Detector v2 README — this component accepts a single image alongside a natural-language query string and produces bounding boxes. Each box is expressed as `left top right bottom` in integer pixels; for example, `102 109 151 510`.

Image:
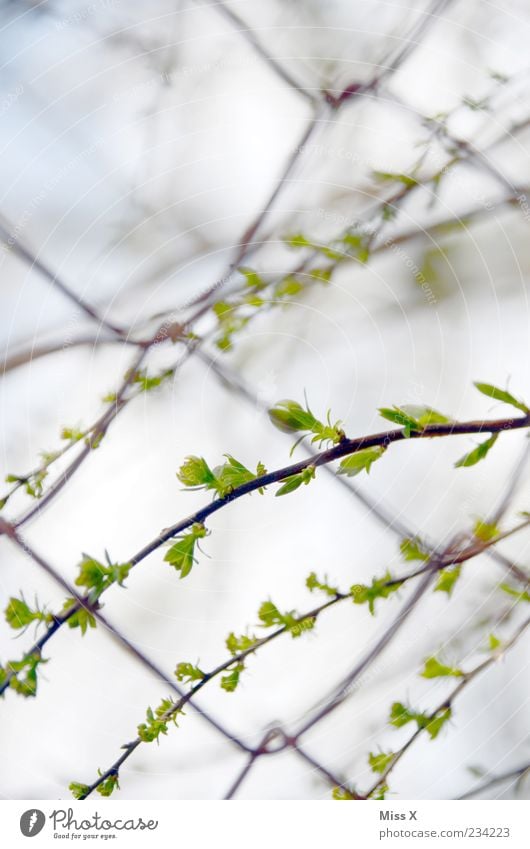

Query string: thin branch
457 763 530 800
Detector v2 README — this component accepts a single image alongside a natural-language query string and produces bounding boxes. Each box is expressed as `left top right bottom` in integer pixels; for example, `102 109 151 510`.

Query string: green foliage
138 698 180 743
389 702 452 739
306 572 339 597
350 573 402 615
455 433 498 468
369 751 396 774
434 567 461 596
473 518 499 542
75 554 131 599
96 770 120 797
221 663 245 692
4 596 53 630
421 657 463 679
379 404 449 437
4 653 47 697
177 455 267 498
275 465 316 496
332 786 357 800
61 598 97 635
4 468 48 500
175 662 205 684
373 170 418 188
399 537 430 562
488 633 502 651
69 782 90 800
474 382 529 414
60 426 85 442
500 583 530 604
226 632 258 656
269 398 344 452
257 600 315 638
337 446 386 477
164 523 207 578
133 367 173 392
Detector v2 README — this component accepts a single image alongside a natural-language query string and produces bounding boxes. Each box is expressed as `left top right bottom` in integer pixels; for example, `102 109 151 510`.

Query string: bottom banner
1 799 528 847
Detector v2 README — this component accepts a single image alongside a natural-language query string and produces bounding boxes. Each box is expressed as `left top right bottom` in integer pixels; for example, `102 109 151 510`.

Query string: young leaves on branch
455 433 498 468
164 523 208 579
379 404 449 437
269 398 344 451
177 455 267 498
421 657 463 679
337 446 385 477
389 702 452 739
137 698 181 744
258 600 315 638
306 572 340 597
175 662 205 685
0 652 47 698
4 596 53 631
369 751 396 774
350 573 402 615
474 382 529 414
275 465 315 497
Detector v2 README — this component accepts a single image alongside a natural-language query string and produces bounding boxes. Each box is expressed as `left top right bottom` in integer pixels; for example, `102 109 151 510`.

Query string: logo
20 809 46 837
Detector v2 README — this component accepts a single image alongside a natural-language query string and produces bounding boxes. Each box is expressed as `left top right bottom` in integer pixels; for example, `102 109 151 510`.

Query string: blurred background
0 0 529 800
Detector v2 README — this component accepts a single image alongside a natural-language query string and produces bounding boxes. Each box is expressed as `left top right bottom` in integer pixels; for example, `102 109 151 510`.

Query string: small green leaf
61 599 96 635
351 573 402 615
164 523 207 578
369 751 395 774
373 171 418 188
488 633 501 651
177 456 216 489
69 782 90 800
275 465 315 496
96 771 120 797
474 382 528 414
455 434 498 468
226 632 258 656
5 597 52 630
268 400 318 434
378 406 421 437
175 662 205 684
332 786 357 800
434 567 461 596
306 572 339 597
473 518 499 542
337 446 385 477
425 707 452 739
421 657 463 679
221 663 245 692
500 583 530 604
399 537 430 562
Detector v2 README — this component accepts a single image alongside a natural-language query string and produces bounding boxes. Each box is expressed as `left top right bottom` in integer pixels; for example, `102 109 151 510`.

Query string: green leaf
268 400 318 434
389 702 451 739
238 267 266 289
473 518 499 542
7 652 46 697
69 782 90 800
351 573 402 615
424 707 452 739
434 567 461 596
221 663 244 692
488 633 501 651
373 171 418 188
137 699 180 744
164 523 207 578
474 382 528 414
337 446 386 477
369 751 395 774
226 632 258 656
5 597 52 630
306 572 339 597
276 465 315 496
399 405 450 427
378 406 421 437
400 537 430 562
500 583 530 604
96 771 120 797
61 599 96 635
74 554 131 597
175 662 205 684
455 434 498 468
421 657 463 679
177 456 216 489
274 276 304 299
332 787 357 800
